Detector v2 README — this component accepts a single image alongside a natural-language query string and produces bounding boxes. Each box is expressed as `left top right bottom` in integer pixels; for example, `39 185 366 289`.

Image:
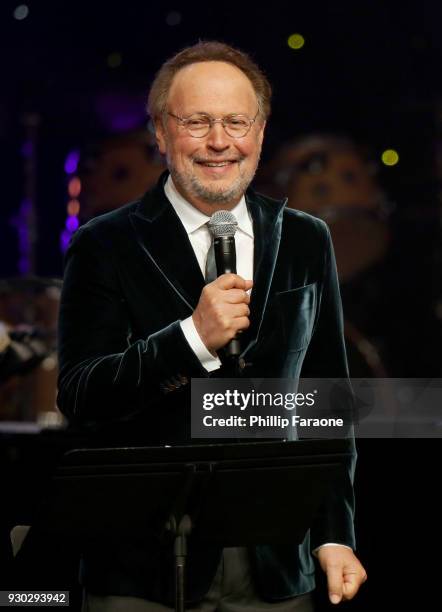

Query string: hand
316 545 367 605
192 274 253 353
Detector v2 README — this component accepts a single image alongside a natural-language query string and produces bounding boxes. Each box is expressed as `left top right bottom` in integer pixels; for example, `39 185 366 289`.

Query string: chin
192 183 244 205
194 174 251 200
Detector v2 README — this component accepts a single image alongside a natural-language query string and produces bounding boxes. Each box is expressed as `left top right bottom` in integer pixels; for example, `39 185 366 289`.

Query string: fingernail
330 594 341 604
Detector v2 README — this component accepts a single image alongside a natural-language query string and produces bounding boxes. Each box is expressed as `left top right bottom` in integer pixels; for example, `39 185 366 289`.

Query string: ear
154 118 167 155
257 119 266 147
256 121 267 147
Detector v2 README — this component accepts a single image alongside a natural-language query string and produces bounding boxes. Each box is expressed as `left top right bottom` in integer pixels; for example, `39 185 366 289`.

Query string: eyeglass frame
166 110 260 138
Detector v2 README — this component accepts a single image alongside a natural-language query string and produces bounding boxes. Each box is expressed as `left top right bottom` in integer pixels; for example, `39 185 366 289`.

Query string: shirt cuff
311 543 353 558
180 317 221 372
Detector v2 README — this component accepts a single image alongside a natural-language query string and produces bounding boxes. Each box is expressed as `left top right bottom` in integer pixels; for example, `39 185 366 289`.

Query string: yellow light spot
67 199 80 216
107 52 122 68
381 149 399 166
288 33 305 50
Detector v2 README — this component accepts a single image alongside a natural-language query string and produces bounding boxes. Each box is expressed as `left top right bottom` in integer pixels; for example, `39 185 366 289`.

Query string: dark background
1 0 441 374
1 1 441 610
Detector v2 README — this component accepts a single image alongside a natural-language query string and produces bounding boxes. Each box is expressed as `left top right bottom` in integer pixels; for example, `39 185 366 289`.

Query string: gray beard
169 159 259 208
188 173 250 204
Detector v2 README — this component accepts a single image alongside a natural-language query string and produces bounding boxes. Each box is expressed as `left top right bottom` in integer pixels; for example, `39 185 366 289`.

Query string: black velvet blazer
57 172 356 604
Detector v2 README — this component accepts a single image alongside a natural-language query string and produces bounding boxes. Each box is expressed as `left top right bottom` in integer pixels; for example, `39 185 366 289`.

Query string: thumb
327 566 343 604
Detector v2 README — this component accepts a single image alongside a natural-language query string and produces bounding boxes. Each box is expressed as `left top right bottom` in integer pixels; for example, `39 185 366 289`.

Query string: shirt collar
164 174 253 238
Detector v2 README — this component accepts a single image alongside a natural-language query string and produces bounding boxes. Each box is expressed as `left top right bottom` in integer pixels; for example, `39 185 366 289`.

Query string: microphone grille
207 210 238 237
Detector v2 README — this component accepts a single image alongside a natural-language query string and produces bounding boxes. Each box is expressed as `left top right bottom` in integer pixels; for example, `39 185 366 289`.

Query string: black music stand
34 440 353 612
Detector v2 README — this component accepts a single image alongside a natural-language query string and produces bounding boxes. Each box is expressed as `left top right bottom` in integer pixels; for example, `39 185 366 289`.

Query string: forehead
167 61 258 115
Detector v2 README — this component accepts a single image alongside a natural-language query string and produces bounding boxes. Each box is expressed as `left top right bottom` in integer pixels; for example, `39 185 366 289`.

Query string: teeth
200 161 232 167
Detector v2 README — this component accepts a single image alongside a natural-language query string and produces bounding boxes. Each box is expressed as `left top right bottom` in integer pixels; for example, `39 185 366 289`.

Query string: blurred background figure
257 135 392 376
258 136 391 283
78 129 166 221
0 120 165 428
0 278 62 426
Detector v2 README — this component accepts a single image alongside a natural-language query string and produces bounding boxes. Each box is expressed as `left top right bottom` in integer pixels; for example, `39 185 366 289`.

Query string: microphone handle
214 236 241 358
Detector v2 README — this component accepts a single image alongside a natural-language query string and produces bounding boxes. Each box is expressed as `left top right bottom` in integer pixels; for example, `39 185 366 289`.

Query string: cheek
240 142 261 163
175 143 203 165
239 132 262 159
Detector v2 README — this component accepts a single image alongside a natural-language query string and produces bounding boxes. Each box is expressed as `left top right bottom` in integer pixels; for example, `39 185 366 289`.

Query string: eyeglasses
167 111 259 138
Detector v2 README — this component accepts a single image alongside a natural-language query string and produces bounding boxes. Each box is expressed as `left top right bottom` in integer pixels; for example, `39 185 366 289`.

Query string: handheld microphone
207 211 241 358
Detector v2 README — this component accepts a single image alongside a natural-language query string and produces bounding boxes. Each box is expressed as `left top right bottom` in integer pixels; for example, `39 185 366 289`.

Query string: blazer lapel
241 190 287 357
129 173 205 313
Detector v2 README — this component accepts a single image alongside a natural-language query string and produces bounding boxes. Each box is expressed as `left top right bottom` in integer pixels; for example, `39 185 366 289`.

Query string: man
57 42 367 611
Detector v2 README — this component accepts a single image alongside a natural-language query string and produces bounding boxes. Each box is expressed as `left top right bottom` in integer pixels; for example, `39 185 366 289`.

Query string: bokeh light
66 215 80 232
166 11 181 26
381 149 399 166
287 33 305 50
13 5 29 20
64 150 80 174
60 230 71 253
67 199 80 216
107 52 122 68
68 177 81 198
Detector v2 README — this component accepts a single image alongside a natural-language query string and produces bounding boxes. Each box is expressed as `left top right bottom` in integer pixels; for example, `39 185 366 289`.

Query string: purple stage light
64 150 80 174
66 215 80 232
21 140 33 158
95 93 145 132
10 197 35 273
60 229 71 253
110 114 142 131
18 256 30 275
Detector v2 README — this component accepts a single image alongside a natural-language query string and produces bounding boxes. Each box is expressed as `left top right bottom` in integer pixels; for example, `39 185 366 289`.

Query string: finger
326 566 343 605
233 304 250 317
343 566 368 599
215 274 253 291
342 573 360 600
232 316 251 332
224 289 251 304
223 303 250 319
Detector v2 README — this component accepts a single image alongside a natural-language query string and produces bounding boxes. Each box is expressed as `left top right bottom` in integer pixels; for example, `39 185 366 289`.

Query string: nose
206 121 230 152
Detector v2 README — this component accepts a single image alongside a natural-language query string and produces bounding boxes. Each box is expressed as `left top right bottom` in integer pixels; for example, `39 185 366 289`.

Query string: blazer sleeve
301 223 357 551
57 226 209 426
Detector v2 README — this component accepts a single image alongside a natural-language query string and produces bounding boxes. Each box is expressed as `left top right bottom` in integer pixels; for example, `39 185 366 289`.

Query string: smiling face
155 61 266 215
